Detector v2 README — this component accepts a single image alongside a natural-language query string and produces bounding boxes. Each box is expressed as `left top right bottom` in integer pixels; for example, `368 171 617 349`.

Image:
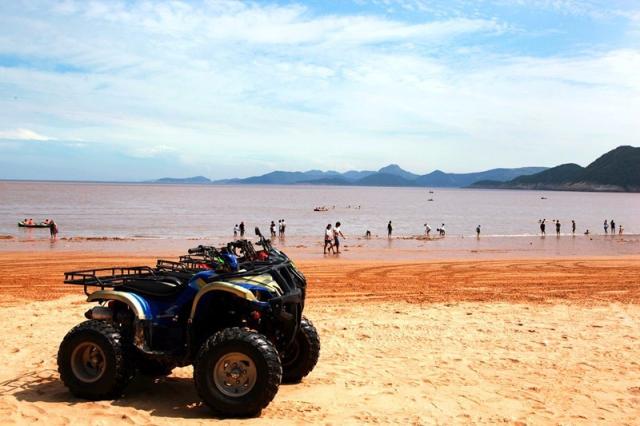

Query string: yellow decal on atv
87 290 150 320
228 274 283 296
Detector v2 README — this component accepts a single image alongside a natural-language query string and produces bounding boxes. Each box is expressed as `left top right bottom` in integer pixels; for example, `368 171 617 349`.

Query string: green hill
472 146 640 192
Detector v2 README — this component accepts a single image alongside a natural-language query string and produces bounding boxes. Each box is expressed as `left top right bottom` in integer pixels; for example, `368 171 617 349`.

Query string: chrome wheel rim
70 342 106 383
213 352 257 397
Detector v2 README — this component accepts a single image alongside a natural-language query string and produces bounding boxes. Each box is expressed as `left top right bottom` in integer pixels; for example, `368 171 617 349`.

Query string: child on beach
324 224 334 254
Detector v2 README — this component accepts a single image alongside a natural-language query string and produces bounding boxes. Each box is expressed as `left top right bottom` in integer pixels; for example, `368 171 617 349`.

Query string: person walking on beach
540 219 546 236
571 220 576 235
333 221 346 254
233 224 239 238
424 223 431 237
387 221 393 238
239 221 245 238
610 219 615 235
270 221 276 238
476 225 481 238
324 224 334 254
555 220 561 236
603 219 609 234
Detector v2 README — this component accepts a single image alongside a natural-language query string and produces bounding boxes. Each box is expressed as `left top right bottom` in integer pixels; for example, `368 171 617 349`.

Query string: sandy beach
1 250 639 425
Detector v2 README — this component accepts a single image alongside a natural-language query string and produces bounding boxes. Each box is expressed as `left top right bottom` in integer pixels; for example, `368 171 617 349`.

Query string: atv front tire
194 327 282 417
282 316 320 383
57 320 132 400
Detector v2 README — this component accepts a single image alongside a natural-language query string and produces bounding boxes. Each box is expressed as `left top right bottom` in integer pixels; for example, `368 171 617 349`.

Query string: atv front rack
64 266 157 295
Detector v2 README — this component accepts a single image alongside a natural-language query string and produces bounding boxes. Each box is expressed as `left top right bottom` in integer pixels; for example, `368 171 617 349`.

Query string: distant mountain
471 146 640 192
377 164 419 180
415 167 548 188
152 176 212 184
354 173 415 187
152 165 546 188
342 170 376 181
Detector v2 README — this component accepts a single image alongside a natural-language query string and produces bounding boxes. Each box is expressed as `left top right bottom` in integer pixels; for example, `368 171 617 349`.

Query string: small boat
313 207 329 212
18 221 50 228
540 197 547 200
429 191 434 194
427 198 434 202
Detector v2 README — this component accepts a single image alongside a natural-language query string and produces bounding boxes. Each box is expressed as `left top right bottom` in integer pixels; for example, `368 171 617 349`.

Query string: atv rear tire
194 327 282 417
282 316 320 383
57 320 132 400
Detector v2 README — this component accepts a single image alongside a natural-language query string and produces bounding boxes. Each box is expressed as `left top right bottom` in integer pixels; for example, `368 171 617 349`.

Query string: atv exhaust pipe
84 306 113 321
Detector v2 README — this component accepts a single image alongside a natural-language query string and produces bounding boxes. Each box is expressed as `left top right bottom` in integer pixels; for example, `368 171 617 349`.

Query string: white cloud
1 0 639 178
0 128 53 141
128 145 177 158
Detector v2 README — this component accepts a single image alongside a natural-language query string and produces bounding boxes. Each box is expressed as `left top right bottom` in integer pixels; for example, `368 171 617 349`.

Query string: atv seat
119 276 185 298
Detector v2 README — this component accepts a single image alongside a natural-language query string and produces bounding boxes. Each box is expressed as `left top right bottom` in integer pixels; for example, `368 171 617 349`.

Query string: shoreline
0 233 637 261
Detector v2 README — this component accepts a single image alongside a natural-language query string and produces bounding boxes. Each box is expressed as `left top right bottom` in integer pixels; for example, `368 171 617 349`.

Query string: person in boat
43 219 50 225
324 224 334 254
27 218 34 225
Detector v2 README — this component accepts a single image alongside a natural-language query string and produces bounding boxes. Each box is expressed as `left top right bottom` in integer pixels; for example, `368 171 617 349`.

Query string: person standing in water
555 220 561 236
333 221 346 254
571 220 576 235
387 221 393 238
476 225 481 238
49 219 58 238
233 224 239 238
610 219 615 234
239 221 245 238
603 219 609 234
270 221 276 238
540 219 546 236
424 223 431 237
324 224 334 254
281 219 286 237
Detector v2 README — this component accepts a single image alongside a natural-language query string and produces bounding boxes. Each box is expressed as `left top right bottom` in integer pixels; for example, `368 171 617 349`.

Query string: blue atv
57 228 319 417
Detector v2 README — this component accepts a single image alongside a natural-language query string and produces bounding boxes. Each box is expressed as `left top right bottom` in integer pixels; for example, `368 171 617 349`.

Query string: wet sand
1 251 640 424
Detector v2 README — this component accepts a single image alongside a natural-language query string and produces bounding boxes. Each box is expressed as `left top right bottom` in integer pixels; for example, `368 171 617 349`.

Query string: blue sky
1 0 639 180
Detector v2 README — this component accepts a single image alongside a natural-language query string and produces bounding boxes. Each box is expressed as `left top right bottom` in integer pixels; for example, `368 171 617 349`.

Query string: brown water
1 180 638 258
1 181 639 240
